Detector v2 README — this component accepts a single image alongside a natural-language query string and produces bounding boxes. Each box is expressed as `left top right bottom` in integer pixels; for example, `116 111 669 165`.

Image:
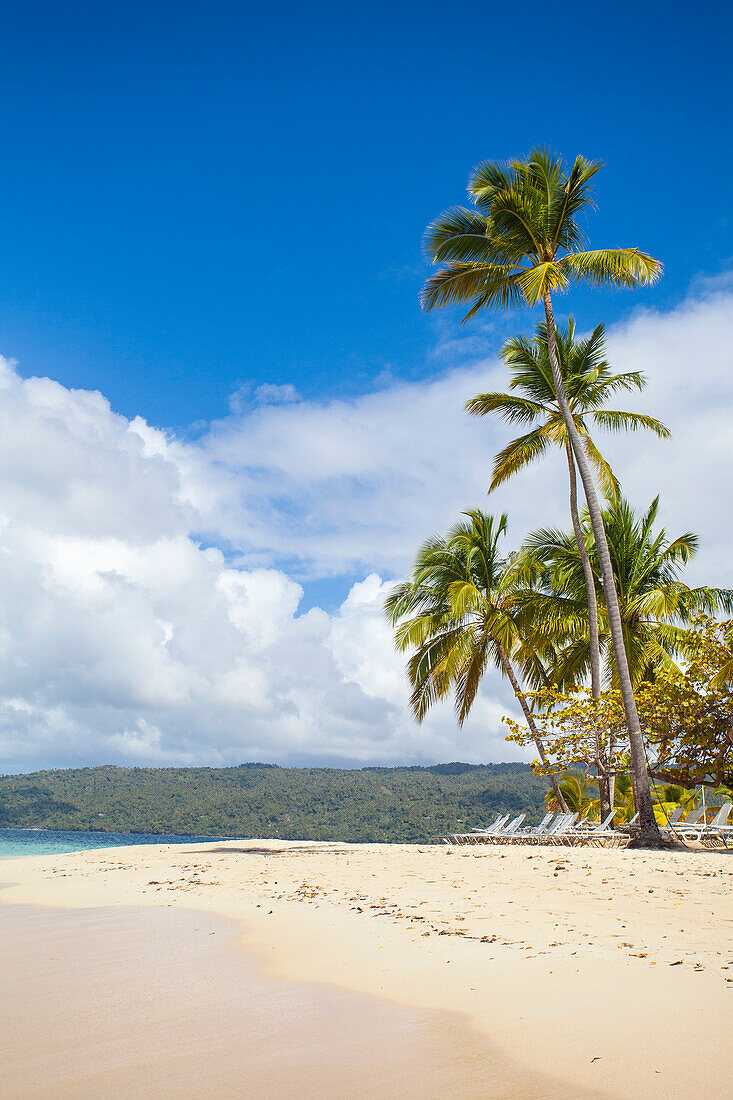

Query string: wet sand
0 901 563 1099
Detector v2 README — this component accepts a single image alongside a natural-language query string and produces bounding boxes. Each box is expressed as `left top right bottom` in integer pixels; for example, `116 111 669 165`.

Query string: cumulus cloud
0 358 517 772
0 278 731 771
191 278 733 589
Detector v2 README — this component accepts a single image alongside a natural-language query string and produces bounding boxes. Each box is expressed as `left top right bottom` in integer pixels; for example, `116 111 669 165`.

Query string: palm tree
652 782 699 827
466 318 669 703
384 510 568 811
545 771 599 819
519 496 733 689
422 148 664 844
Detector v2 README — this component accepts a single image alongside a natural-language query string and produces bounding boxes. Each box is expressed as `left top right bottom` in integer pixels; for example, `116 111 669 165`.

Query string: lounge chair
469 814 510 843
664 805 686 827
487 813 526 844
707 803 733 847
568 810 620 847
669 806 705 838
517 811 555 840
443 814 509 845
680 802 732 845
533 812 578 845
618 811 639 833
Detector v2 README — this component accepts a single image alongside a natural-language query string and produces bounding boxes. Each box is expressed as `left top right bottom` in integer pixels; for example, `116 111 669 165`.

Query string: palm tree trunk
565 442 609 818
544 292 662 846
495 638 569 814
565 442 602 699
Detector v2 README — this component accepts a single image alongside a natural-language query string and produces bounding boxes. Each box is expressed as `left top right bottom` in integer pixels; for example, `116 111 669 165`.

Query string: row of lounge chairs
622 802 732 846
443 810 623 848
442 801 733 848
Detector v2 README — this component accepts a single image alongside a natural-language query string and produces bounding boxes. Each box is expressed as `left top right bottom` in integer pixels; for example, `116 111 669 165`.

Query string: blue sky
0 0 730 431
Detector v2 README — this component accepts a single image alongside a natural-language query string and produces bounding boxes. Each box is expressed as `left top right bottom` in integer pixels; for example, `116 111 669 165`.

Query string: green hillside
0 762 548 842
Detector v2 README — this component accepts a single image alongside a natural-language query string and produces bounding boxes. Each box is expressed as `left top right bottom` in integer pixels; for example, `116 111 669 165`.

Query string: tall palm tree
519 496 733 689
466 318 669 702
384 510 568 811
422 148 664 844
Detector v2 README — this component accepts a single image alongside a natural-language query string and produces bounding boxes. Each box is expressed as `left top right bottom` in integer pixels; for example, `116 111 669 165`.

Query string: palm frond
561 248 662 288
468 160 515 210
423 207 493 265
454 629 489 725
591 410 671 439
420 264 526 316
593 370 646 396
548 154 602 251
489 427 553 491
465 392 545 425
516 261 569 305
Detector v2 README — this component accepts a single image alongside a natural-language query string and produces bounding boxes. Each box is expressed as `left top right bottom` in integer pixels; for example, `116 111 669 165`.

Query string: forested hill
0 762 548 842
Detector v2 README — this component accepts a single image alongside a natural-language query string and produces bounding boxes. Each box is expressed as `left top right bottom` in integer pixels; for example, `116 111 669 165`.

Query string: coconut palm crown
466 318 669 501
385 511 520 724
421 148 661 318
517 496 733 689
385 509 568 809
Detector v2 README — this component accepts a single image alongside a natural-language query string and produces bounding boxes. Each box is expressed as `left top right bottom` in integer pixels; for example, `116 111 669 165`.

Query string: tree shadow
191 844 352 856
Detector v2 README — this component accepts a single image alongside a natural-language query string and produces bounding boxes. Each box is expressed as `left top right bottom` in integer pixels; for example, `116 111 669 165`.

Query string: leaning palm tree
422 148 664 844
466 318 669 701
519 496 733 689
385 510 568 811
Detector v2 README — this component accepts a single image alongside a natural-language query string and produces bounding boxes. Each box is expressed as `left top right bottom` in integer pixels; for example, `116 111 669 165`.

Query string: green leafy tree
422 148 663 843
385 510 568 811
507 619 733 818
504 684 626 813
467 318 668 703
639 617 733 791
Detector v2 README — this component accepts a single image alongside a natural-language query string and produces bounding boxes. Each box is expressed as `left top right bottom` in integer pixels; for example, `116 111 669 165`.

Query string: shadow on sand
192 844 352 857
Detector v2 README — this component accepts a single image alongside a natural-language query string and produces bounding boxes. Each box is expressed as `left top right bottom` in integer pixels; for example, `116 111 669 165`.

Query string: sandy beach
2 839 732 1099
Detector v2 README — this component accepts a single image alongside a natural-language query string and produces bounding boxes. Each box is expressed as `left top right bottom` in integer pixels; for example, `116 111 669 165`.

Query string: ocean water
0 827 230 860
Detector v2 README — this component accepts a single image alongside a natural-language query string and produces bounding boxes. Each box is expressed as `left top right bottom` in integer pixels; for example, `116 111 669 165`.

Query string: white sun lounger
664 805 686 827
443 814 509 845
528 812 578 845
510 812 563 844
567 809 618 847
680 802 732 845
708 803 733 847
488 813 526 843
469 814 510 843
518 811 554 838
668 806 705 839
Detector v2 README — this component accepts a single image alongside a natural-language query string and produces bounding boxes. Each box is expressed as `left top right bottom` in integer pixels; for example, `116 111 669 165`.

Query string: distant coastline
0 762 547 843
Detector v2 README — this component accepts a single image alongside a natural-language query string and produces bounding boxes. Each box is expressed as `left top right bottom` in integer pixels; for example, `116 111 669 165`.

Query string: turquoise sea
0 827 230 860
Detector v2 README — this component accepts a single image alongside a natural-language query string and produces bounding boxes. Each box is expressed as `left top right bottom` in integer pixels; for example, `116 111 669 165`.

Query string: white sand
2 839 732 1098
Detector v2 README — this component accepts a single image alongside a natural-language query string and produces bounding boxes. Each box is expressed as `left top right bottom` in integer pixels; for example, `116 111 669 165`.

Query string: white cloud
0 279 731 772
194 279 733 590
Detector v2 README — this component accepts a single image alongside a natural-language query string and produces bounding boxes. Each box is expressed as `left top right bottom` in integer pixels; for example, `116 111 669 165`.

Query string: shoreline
2 839 732 1097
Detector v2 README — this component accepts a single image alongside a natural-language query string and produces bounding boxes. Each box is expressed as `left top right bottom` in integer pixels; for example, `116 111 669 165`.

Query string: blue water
0 827 231 860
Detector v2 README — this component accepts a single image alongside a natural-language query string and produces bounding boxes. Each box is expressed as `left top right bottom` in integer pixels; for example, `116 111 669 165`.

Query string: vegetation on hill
0 762 548 842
